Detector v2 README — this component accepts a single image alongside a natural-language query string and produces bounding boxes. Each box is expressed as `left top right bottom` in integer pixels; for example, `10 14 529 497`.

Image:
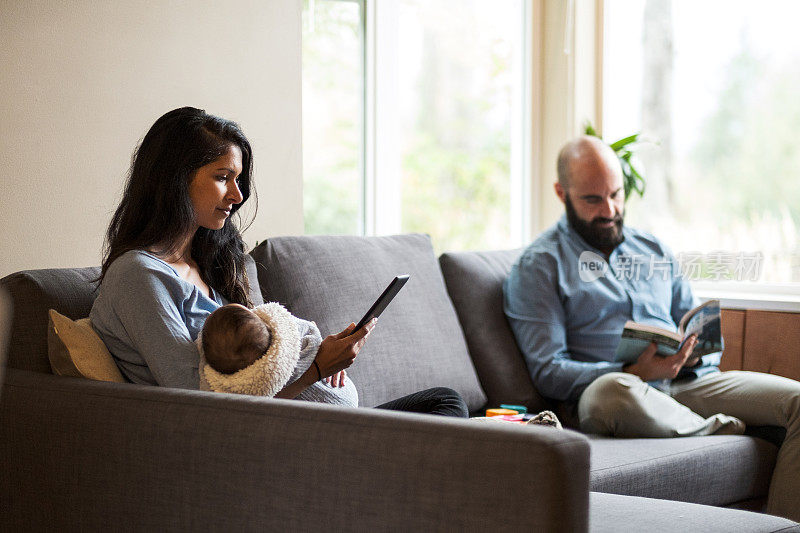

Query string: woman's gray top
90 250 358 405
90 250 223 389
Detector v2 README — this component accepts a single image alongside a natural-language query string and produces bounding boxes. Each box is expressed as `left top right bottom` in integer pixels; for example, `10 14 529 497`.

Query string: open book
614 299 723 364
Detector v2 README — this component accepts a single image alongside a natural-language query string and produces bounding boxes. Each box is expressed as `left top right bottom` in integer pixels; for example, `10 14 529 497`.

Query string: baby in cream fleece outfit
198 302 358 406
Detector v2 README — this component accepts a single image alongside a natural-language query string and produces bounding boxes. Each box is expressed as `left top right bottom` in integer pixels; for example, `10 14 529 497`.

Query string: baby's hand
324 370 347 388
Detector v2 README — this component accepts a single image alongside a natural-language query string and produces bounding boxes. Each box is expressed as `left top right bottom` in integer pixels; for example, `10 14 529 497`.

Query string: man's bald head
554 135 626 254
556 135 622 189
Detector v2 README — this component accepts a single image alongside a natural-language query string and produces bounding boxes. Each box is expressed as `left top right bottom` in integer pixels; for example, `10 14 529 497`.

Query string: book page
681 300 723 356
614 322 682 363
678 299 718 333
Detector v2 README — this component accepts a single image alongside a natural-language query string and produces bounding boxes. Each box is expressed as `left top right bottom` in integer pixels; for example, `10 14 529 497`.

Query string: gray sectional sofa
1 233 797 532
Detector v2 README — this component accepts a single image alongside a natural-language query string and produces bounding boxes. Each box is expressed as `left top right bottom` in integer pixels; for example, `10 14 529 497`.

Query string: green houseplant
584 123 646 200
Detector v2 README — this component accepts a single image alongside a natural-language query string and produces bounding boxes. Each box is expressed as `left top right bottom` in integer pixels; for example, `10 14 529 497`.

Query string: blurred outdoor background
302 0 524 252
303 0 800 284
604 0 800 284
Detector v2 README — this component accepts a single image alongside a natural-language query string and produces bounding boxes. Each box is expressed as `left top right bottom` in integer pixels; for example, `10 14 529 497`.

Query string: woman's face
188 144 244 231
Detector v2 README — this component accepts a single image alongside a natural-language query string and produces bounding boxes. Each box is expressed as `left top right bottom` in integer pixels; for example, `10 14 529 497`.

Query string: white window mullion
512 0 534 246
364 0 403 237
371 0 402 236
363 0 377 235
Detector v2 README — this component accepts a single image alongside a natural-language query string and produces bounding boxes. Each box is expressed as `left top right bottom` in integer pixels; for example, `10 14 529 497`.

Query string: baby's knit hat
197 302 301 396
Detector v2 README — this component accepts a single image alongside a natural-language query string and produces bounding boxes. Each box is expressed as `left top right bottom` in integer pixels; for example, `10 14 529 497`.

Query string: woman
90 107 467 417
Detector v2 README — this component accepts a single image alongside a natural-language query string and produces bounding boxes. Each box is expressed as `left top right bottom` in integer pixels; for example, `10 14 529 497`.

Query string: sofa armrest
0 370 589 532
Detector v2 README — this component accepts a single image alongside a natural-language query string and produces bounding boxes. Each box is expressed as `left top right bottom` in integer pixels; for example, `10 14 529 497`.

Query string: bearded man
503 135 800 521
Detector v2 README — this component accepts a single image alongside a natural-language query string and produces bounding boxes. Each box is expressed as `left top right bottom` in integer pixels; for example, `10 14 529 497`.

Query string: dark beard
565 195 625 252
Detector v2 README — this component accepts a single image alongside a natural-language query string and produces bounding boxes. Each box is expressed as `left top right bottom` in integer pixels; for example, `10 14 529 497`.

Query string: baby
197 302 358 407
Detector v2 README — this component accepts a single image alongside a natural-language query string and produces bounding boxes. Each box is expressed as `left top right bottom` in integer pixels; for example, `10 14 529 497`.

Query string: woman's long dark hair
100 107 257 306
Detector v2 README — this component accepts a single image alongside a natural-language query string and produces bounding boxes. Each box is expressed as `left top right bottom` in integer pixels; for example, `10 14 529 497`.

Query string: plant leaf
628 161 646 197
580 123 647 200
609 133 639 151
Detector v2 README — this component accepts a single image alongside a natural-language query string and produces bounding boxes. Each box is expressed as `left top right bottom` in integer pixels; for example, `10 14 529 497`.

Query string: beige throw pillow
47 309 125 382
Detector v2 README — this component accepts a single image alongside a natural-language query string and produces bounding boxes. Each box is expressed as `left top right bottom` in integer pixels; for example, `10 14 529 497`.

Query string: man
503 135 800 521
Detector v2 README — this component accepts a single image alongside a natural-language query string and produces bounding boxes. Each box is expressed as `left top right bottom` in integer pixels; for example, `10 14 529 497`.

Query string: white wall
0 0 303 276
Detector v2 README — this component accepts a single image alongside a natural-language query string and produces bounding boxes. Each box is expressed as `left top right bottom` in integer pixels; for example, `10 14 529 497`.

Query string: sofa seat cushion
590 492 799 532
588 435 778 506
250 234 487 410
439 249 548 412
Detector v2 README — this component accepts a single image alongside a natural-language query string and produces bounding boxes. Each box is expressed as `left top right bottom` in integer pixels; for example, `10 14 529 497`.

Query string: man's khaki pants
578 371 800 521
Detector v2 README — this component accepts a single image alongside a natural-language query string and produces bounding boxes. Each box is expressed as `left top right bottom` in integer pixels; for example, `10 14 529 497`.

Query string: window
302 0 364 235
303 0 529 252
603 0 800 287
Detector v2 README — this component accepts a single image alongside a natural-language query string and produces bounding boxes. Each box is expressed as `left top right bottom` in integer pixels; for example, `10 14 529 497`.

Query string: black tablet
354 275 410 331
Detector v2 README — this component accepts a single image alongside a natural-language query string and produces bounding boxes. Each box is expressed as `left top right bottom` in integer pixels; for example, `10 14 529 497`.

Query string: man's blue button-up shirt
503 215 720 403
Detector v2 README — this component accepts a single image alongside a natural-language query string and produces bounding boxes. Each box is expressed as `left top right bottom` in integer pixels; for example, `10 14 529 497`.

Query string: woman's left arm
275 321 374 399
274 366 322 399
95 258 202 389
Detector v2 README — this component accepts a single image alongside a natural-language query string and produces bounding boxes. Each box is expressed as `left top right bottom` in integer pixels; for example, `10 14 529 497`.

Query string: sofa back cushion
0 287 11 388
1 267 100 373
250 234 488 410
0 256 263 375
439 249 549 412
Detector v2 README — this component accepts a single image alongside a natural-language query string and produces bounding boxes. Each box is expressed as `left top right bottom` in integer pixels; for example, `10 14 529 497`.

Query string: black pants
375 387 468 418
